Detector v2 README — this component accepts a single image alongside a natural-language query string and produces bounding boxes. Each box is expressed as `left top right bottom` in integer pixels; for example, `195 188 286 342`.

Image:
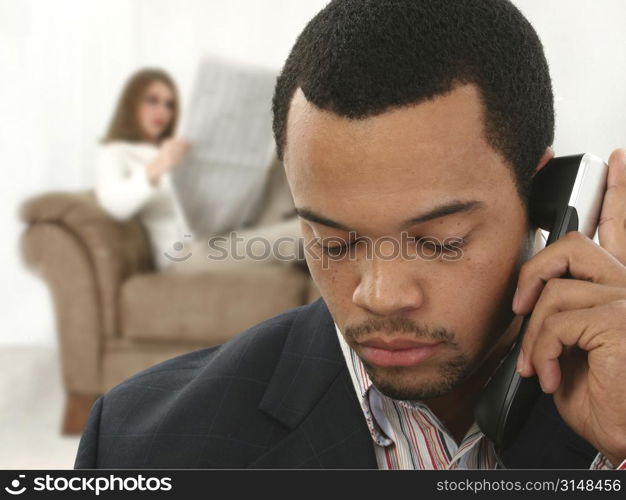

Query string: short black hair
272 0 554 204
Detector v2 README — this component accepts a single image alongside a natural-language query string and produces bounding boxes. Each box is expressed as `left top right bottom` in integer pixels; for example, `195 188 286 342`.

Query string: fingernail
512 287 520 312
516 349 524 374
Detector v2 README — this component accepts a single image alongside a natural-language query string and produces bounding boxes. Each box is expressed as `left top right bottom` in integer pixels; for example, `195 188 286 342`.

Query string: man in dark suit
75 0 626 469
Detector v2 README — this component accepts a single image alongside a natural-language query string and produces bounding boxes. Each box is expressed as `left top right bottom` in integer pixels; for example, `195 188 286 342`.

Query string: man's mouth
356 336 442 367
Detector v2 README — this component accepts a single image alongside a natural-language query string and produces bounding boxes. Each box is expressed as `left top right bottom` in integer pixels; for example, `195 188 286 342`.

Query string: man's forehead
282 84 513 234
283 84 494 178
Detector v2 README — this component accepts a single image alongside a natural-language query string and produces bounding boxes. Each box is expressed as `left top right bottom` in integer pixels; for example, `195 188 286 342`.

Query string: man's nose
352 249 424 316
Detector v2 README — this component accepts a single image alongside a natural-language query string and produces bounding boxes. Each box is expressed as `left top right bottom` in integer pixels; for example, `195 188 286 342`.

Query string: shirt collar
335 322 393 446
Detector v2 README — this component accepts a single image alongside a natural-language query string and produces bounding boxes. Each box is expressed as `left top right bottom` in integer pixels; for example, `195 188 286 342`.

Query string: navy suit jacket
74 296 598 469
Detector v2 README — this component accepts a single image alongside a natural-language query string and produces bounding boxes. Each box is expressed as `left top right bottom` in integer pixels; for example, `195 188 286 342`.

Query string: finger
518 278 626 376
598 148 626 264
528 300 626 393
513 230 626 315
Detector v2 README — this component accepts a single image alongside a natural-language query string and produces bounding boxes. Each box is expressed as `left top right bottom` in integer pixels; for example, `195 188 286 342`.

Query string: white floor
0 347 81 469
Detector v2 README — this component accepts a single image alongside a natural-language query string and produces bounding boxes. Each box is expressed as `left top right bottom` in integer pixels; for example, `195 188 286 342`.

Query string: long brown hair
101 68 179 144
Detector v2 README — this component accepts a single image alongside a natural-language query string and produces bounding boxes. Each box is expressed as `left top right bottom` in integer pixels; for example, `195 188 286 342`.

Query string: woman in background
95 68 191 271
95 68 303 272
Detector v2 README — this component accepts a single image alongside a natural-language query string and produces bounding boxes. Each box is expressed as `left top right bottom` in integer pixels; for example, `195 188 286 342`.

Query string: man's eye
415 236 466 254
317 238 358 257
321 245 347 256
320 242 354 256
315 236 467 258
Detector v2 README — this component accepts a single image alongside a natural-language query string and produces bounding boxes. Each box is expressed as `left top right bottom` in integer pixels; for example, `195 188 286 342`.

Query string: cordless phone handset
473 153 608 453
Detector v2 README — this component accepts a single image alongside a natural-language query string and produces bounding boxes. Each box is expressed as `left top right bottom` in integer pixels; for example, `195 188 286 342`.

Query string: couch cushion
120 263 310 344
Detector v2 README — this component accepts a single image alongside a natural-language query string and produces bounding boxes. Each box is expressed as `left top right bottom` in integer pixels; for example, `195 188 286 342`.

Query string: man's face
283 83 536 401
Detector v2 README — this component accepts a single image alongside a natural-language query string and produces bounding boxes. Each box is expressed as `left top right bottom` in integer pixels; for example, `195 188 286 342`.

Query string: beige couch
19 190 320 435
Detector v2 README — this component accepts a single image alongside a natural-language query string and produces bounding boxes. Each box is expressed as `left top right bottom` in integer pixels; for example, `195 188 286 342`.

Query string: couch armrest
21 222 103 394
20 190 154 338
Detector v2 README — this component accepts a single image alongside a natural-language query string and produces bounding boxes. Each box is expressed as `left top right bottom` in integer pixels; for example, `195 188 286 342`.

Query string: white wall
515 0 626 157
1 0 624 345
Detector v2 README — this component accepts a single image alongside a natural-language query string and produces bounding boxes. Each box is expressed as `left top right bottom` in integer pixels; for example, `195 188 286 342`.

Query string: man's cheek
305 253 347 297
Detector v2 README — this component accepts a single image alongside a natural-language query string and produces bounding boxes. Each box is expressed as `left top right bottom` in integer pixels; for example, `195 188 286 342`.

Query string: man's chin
362 354 470 401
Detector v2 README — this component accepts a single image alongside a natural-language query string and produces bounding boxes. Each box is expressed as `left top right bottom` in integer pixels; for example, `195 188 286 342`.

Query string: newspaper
171 54 279 239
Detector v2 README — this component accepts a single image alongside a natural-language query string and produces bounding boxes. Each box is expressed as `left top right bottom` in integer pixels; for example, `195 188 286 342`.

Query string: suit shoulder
78 298 329 468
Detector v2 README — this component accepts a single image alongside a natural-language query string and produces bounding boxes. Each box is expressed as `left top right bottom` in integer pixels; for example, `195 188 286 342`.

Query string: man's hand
513 148 626 467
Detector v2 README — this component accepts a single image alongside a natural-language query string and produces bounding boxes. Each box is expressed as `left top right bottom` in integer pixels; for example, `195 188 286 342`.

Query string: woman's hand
159 138 190 172
147 138 190 185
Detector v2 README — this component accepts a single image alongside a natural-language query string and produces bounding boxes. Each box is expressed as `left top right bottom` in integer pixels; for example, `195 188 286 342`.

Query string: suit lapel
254 297 377 468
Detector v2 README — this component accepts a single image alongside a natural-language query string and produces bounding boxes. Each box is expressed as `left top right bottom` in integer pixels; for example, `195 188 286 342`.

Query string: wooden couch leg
62 394 99 435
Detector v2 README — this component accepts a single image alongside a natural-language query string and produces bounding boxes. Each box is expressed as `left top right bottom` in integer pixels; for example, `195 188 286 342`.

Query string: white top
94 140 189 270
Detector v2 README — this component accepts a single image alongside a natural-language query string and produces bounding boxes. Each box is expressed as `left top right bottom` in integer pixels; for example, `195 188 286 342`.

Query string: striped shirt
334 322 625 470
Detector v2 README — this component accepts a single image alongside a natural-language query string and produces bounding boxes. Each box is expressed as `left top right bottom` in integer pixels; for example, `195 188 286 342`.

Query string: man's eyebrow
294 200 484 231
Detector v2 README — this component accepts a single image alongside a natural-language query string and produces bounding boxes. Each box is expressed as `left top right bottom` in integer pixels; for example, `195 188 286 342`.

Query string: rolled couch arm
19 190 154 393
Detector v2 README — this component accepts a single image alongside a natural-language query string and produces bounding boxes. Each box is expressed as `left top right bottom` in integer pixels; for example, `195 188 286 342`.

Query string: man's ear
526 147 554 256
532 147 555 177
